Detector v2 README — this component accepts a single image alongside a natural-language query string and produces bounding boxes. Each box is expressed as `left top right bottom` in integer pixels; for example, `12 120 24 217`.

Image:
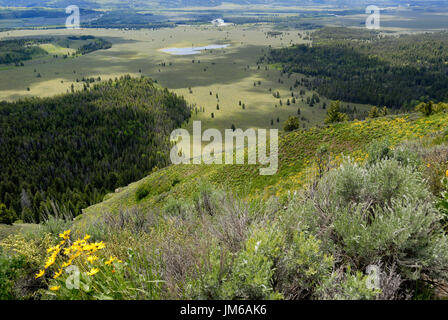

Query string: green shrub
366 139 392 165
0 204 15 225
391 141 422 168
324 101 348 124
367 139 422 168
163 197 189 219
286 158 448 296
188 224 284 300
316 267 380 300
283 116 300 132
186 244 233 300
277 232 334 299
439 176 448 224
221 224 284 299
0 251 27 299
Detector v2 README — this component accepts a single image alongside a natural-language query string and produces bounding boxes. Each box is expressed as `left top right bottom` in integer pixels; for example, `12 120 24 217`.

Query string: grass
38 43 76 56
77 111 448 226
0 224 41 241
0 25 371 156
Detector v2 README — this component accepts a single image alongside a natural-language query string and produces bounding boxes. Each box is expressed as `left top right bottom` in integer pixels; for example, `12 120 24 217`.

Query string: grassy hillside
79 111 448 224
44 109 447 301
2 108 448 300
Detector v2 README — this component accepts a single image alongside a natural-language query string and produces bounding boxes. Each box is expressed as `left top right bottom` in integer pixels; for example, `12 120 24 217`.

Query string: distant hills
0 0 446 10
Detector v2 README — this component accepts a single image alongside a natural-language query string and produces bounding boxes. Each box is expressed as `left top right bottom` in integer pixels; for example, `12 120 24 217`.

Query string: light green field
38 43 76 55
0 223 41 241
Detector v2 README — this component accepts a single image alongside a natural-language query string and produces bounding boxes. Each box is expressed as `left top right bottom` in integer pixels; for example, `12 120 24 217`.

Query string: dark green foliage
0 76 190 221
415 101 434 116
136 185 150 201
324 101 348 124
0 39 47 65
0 204 14 225
283 116 300 132
0 36 111 65
368 106 380 119
76 38 112 55
0 252 27 299
265 29 448 109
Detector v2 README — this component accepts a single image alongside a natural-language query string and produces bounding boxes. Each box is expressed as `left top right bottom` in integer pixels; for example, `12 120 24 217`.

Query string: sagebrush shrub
316 266 379 300
366 139 392 165
277 232 334 299
221 224 284 300
286 158 448 296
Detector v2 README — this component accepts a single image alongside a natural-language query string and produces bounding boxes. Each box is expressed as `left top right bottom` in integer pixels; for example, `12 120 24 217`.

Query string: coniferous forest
264 29 448 109
0 76 190 222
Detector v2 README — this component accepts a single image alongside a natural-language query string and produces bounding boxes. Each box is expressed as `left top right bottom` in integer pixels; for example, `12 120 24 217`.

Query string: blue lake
160 44 229 55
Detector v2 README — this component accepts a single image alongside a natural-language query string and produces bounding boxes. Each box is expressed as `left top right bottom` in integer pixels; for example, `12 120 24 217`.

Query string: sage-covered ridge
1 0 448 302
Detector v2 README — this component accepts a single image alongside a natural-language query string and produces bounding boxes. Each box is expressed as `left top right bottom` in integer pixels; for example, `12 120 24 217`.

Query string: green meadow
0 25 371 137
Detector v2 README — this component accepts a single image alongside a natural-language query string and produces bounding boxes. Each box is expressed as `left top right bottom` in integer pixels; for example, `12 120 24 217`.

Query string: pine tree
283 116 300 132
0 203 14 225
368 106 380 118
325 101 348 124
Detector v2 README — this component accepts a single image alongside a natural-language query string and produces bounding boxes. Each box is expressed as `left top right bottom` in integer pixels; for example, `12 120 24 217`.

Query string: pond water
159 44 229 55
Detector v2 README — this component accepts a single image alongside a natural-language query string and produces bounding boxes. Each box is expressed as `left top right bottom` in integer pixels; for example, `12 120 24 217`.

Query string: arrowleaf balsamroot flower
38 230 125 296
35 269 45 279
59 230 71 240
53 269 63 279
87 268 99 276
87 255 98 263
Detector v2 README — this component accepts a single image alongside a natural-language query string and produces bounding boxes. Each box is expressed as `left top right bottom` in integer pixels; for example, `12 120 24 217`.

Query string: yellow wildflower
83 235 91 241
446 169 448 177
62 260 72 268
44 257 55 269
95 241 106 250
49 285 61 291
59 230 71 240
87 255 98 263
47 245 59 253
53 269 63 279
35 269 45 279
105 256 116 265
87 268 99 276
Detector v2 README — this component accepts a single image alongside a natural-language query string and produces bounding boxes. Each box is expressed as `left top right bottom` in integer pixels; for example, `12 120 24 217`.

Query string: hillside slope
79 111 448 224
0 76 190 223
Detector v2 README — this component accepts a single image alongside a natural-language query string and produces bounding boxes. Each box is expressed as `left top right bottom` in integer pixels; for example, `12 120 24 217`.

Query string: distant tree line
0 36 112 65
0 38 48 65
263 29 448 110
76 38 112 55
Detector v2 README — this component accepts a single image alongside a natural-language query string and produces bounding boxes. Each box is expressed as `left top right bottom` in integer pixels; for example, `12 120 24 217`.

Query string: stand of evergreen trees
264 28 448 109
0 75 191 223
0 39 48 65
